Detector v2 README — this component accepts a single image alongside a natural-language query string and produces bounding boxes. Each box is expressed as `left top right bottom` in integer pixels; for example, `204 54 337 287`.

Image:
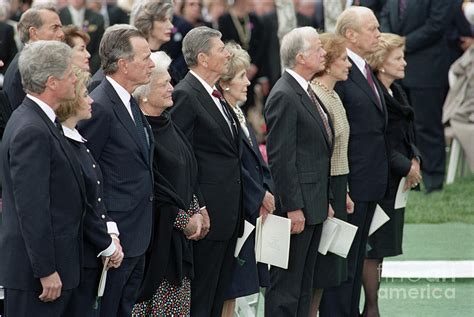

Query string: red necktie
364 63 382 108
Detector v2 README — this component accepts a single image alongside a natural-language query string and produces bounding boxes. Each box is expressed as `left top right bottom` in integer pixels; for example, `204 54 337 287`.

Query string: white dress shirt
106 76 135 122
68 5 86 28
26 94 56 123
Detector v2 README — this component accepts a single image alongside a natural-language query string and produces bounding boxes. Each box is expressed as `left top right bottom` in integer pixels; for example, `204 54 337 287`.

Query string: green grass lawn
405 177 474 224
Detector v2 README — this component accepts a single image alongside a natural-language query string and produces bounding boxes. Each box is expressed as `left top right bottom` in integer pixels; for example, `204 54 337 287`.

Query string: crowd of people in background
0 0 472 316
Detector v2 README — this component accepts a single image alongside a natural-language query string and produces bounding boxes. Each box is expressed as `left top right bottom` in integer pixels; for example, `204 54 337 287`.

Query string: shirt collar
189 70 217 97
285 68 309 92
347 48 367 78
62 125 87 143
26 94 56 123
106 76 131 107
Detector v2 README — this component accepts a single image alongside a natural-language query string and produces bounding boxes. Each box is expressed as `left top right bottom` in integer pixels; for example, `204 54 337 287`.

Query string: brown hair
56 67 91 122
314 33 347 77
63 25 90 47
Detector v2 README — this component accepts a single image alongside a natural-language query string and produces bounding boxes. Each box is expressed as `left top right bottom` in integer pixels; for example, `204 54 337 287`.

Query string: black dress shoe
425 186 443 195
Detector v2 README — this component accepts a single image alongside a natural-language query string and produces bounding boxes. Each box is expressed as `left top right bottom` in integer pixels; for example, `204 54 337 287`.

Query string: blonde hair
56 67 91 122
314 33 346 77
366 33 405 72
220 42 250 83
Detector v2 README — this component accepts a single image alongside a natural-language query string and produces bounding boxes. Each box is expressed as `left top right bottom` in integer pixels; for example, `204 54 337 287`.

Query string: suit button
92 164 96 169
86 149 90 153
101 215 105 219
97 197 101 202
149 196 153 202
97 180 100 185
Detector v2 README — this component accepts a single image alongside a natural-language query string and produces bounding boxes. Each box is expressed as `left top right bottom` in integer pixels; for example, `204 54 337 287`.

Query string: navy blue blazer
3 53 24 112
335 59 389 201
170 72 243 241
0 97 85 291
78 78 154 258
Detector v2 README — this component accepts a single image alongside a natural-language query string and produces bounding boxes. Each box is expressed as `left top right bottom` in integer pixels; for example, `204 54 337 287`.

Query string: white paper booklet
327 218 358 258
318 218 339 255
255 214 291 269
369 205 390 236
395 177 409 209
234 220 255 257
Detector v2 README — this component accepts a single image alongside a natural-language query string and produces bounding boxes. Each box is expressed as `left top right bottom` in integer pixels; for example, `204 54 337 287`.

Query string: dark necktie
54 118 64 135
364 62 382 108
130 96 150 153
212 89 238 138
307 86 333 146
399 0 407 19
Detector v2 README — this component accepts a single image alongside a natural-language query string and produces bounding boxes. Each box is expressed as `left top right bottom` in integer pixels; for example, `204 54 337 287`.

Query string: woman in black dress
363 33 422 317
56 67 124 315
218 42 274 317
131 51 204 316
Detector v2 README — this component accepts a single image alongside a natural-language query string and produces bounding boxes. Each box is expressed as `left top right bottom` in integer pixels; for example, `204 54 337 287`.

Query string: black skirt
313 174 349 288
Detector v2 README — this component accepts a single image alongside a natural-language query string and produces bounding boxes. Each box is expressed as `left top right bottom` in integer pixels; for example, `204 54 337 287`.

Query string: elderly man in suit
318 7 389 317
264 27 333 317
170 26 243 317
380 0 453 194
59 0 105 74
0 40 84 316
3 5 64 115
78 27 155 316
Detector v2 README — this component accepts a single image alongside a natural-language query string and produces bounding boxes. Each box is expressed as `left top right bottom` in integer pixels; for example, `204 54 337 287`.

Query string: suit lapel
102 80 150 163
60 8 73 25
186 74 238 153
283 72 332 149
348 58 384 112
26 98 86 200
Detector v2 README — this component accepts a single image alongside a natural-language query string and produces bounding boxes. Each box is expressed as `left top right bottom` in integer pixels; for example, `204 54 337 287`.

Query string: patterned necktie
399 0 407 19
212 89 238 138
130 96 150 152
307 86 333 146
364 62 382 108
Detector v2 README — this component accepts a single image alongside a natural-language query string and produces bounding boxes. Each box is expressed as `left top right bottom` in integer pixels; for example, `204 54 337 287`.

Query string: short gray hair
182 26 222 68
99 26 145 75
335 6 373 38
134 51 172 101
130 0 173 39
19 40 72 94
280 27 319 69
17 5 58 44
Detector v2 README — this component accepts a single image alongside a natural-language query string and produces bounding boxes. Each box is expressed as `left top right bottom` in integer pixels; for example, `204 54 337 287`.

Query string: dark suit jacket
380 0 453 88
0 21 17 76
59 7 105 74
335 59 389 201
3 53 24 112
78 79 154 257
0 97 85 290
261 11 312 88
265 71 332 225
170 72 243 241
67 137 113 268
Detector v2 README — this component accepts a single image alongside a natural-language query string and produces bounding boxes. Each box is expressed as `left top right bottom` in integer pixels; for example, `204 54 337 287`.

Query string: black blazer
3 53 24 112
170 72 243 241
0 21 17 76
265 71 333 225
66 137 113 268
78 79 154 257
335 59 389 201
379 0 453 88
59 7 105 74
0 97 85 291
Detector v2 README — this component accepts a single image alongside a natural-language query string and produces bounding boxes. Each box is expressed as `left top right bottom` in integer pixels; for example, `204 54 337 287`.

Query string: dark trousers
265 223 323 317
4 288 72 317
191 229 239 317
98 255 145 317
67 267 101 317
404 86 448 190
319 202 376 317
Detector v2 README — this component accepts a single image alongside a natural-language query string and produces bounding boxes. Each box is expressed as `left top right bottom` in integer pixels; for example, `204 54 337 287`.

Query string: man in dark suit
319 7 389 317
0 40 85 316
3 5 64 115
0 21 17 78
264 27 333 317
380 0 453 193
170 26 243 317
78 27 155 316
59 0 105 74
